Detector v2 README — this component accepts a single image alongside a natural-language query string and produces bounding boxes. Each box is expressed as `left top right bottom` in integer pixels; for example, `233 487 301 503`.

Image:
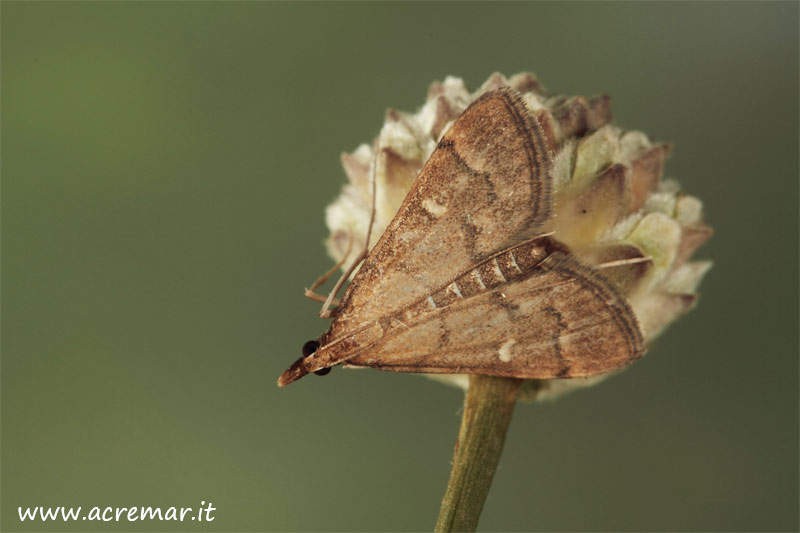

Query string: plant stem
435 374 523 532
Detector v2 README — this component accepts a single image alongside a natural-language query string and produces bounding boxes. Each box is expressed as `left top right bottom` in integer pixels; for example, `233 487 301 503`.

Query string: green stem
435 374 522 532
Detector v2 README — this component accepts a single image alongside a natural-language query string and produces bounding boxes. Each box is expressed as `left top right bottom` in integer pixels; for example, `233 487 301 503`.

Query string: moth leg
304 292 330 304
318 247 367 318
318 140 380 319
304 234 354 305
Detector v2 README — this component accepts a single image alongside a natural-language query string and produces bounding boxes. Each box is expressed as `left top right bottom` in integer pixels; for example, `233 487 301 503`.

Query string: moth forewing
327 87 554 333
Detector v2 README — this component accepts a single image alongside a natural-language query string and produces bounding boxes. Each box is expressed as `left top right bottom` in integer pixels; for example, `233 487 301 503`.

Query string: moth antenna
364 137 379 252
594 256 653 269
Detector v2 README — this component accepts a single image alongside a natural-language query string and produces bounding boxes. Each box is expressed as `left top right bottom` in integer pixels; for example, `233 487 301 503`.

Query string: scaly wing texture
327 88 553 340
344 253 645 379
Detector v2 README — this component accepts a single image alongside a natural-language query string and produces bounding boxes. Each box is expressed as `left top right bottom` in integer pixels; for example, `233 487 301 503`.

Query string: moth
278 87 645 387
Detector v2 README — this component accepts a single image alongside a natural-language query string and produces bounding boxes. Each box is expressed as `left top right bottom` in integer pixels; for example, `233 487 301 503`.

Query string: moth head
276 339 332 387
302 340 331 376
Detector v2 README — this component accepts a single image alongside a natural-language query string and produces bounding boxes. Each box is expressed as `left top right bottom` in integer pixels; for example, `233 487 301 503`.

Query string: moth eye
314 367 332 376
302 340 320 357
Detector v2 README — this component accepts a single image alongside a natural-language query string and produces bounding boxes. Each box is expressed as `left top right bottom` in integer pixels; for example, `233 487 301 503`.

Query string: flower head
324 73 711 400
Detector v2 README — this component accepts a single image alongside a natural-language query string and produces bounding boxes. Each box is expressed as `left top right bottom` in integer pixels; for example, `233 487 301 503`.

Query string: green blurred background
2 2 797 531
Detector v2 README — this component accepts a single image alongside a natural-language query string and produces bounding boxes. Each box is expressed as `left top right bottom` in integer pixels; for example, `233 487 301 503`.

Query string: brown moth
278 87 645 387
